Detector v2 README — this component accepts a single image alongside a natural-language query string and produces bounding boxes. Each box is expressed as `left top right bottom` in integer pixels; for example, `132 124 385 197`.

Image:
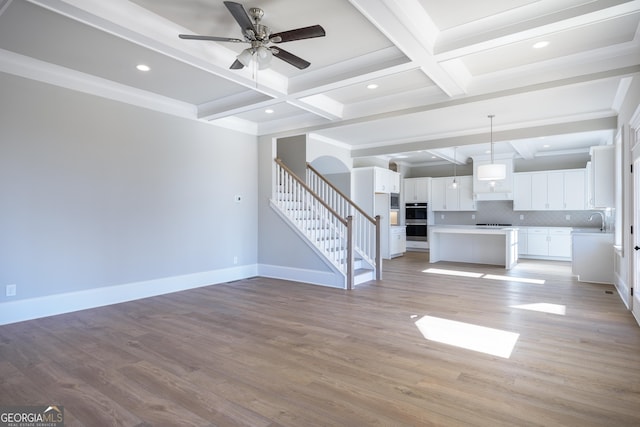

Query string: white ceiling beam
292 95 344 121
427 147 466 164
435 0 640 61
0 48 196 119
510 140 538 160
348 0 467 97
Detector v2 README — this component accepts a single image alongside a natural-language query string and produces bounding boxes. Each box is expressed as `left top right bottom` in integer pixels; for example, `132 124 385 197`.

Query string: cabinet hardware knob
635 246 640 251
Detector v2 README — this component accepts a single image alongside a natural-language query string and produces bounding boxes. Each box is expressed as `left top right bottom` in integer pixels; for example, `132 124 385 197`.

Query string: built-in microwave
390 193 400 210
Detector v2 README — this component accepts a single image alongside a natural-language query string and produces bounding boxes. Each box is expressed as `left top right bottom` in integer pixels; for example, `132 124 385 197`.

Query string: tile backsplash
433 200 610 228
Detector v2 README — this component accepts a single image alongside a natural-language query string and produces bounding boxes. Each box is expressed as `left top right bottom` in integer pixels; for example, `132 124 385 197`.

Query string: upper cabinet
588 146 614 208
404 177 431 203
374 167 401 193
431 176 475 211
513 169 586 211
472 157 514 200
352 167 400 198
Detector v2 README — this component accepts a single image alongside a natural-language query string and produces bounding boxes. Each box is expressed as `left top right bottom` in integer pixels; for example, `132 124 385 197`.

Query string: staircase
271 158 380 289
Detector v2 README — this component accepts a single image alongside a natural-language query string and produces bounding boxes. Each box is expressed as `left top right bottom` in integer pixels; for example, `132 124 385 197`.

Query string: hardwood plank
1 253 640 425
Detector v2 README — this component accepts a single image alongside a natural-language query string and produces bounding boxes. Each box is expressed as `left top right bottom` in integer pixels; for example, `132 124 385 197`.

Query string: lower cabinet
389 226 406 258
519 227 572 260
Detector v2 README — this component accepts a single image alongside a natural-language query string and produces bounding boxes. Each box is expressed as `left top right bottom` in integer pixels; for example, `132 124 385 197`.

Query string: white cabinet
389 226 406 258
404 177 430 203
374 167 400 193
513 169 586 211
549 228 572 258
588 146 614 208
517 228 528 255
431 176 475 211
521 227 572 260
513 174 532 210
572 232 614 283
563 169 587 210
352 169 402 260
457 176 476 210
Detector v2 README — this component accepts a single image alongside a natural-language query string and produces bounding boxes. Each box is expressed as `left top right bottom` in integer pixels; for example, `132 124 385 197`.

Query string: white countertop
571 228 613 235
430 225 518 235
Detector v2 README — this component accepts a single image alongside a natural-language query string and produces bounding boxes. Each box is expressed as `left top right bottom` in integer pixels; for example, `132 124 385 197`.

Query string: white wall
616 77 640 308
0 73 259 321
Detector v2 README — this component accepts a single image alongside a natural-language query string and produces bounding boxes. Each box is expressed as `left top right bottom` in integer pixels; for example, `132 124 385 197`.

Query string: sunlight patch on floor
422 268 483 278
414 315 519 358
511 303 566 315
424 268 545 284
483 274 545 285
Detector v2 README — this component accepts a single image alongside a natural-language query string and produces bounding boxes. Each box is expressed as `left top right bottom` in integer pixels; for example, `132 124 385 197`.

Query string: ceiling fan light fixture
237 48 254 67
256 45 273 69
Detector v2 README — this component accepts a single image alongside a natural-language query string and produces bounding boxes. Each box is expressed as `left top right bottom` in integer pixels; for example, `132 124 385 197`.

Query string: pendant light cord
488 114 495 164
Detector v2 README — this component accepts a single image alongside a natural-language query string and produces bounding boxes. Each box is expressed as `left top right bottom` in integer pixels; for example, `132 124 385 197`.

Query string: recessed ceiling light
265 109 274 114
533 41 549 49
485 150 491 154
367 83 379 90
543 144 551 148
136 64 150 72
431 156 437 159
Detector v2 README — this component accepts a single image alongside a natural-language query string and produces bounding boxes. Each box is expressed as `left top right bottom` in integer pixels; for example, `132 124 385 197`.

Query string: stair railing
306 162 381 280
274 158 356 289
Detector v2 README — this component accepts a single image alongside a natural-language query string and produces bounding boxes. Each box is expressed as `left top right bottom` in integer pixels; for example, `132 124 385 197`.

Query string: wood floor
2 252 640 426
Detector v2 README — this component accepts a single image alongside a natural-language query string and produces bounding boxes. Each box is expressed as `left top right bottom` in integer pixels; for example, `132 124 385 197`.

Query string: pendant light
477 114 506 181
451 146 458 189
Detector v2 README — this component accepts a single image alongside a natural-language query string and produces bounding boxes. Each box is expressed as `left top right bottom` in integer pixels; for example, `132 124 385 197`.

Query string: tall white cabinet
351 167 403 259
588 145 614 208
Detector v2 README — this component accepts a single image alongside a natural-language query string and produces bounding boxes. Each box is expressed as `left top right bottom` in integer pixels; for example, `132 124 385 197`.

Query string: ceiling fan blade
229 59 245 69
179 34 244 43
271 25 326 43
223 1 256 34
272 47 310 70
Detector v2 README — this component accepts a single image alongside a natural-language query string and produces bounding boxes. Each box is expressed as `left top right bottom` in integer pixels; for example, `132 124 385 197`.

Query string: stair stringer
269 199 346 288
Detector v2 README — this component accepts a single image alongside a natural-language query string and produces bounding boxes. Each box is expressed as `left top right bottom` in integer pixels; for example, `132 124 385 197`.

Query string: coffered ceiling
1 0 639 166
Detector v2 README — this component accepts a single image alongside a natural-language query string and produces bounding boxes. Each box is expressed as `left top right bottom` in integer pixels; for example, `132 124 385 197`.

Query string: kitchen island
429 226 519 269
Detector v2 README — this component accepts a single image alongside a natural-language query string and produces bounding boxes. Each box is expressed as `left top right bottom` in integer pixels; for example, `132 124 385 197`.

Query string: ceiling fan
178 1 326 70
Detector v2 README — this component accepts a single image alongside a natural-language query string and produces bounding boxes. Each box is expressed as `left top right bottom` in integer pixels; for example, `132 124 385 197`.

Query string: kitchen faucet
588 212 605 231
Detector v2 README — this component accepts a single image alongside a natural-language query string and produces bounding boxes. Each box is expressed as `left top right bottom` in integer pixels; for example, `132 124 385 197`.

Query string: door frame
630 106 640 323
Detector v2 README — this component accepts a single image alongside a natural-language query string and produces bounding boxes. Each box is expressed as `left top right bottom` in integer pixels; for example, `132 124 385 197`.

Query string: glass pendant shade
477 162 506 180
256 46 273 69
237 48 254 67
236 46 273 69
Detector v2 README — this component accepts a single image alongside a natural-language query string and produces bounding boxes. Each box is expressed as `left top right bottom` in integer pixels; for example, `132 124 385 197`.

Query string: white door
632 157 640 320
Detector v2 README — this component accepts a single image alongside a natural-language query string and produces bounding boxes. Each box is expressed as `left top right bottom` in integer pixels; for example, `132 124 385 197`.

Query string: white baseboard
614 271 631 309
258 264 344 289
0 265 258 325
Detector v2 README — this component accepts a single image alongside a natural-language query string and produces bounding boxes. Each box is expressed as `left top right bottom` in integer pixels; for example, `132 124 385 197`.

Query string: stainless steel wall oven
405 203 428 241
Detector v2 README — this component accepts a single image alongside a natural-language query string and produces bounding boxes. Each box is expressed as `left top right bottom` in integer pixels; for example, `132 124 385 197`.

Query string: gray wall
0 72 258 302
277 135 307 181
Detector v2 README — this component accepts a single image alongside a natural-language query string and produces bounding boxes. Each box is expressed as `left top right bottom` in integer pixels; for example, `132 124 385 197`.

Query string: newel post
346 215 354 290
375 215 382 280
